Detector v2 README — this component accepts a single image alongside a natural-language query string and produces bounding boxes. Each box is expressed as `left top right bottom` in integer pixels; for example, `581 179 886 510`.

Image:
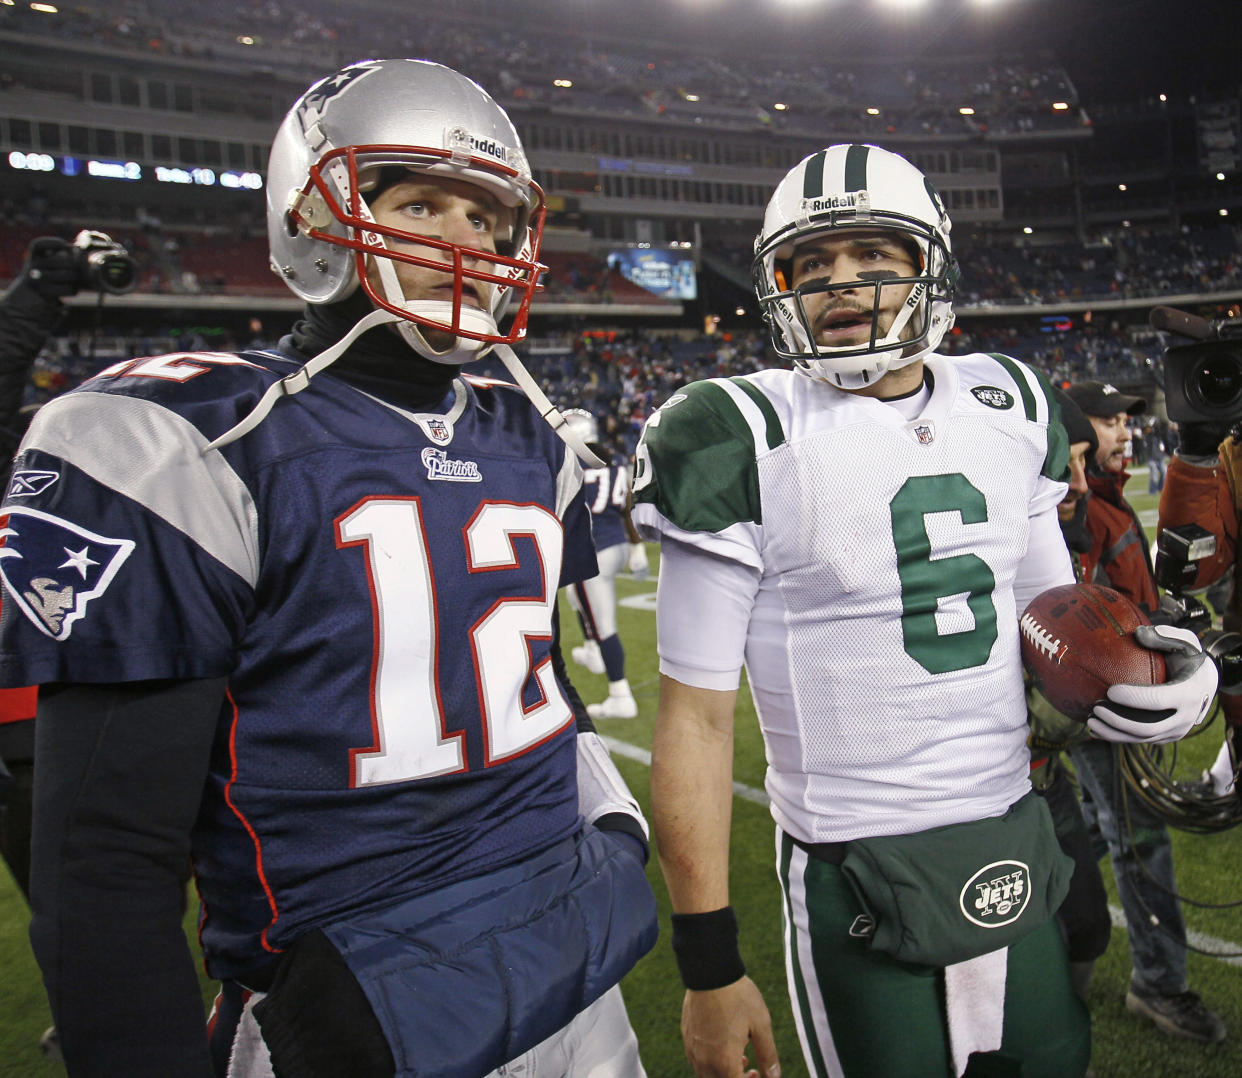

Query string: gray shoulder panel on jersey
25 392 261 587
555 445 584 519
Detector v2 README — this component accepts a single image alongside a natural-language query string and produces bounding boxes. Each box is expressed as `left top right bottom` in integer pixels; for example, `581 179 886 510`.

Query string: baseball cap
1052 386 1099 453
1065 381 1147 418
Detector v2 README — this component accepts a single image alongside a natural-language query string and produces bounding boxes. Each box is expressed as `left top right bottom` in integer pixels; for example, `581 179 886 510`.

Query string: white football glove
628 542 650 581
1087 624 1218 745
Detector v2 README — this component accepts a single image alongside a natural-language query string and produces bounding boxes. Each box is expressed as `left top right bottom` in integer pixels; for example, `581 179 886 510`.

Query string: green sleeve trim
634 380 763 533
985 352 1068 481
987 352 1038 422
728 377 786 450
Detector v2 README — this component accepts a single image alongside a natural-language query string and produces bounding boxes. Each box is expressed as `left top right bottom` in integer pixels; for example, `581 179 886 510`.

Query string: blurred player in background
563 408 648 719
635 143 1216 1078
0 59 656 1078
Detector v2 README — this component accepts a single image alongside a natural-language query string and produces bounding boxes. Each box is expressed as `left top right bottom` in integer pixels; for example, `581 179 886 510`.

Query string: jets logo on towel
959 860 1031 929
0 508 135 640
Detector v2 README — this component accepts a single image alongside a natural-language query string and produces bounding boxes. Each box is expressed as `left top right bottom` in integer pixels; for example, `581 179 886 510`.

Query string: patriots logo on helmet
0 507 135 640
298 61 383 127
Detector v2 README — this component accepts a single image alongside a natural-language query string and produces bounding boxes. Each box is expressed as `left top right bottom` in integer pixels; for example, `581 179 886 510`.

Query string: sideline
601 736 1242 969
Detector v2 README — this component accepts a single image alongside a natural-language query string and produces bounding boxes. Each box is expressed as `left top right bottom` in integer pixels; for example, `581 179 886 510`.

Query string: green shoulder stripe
987 352 1038 421
727 377 786 450
1036 367 1070 481
985 352 1068 481
633 380 764 533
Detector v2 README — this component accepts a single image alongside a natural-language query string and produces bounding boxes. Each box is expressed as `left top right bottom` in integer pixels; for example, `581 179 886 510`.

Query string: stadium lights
735 306 746 316
30 1 58 11
877 0 929 10
1218 173 1227 181
685 93 701 102
1052 102 1069 111
1222 209 1231 217
866 107 881 116
237 36 256 45
959 107 975 116
773 102 787 111
1023 227 1033 235
553 78 573 88
1118 183 1127 191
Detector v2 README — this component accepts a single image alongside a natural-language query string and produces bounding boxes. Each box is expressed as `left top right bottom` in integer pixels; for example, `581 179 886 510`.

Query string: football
1019 583 1167 720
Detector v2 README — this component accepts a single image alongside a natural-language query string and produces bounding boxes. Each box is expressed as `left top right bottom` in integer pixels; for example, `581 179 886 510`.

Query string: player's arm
29 677 225 1078
650 539 776 1078
654 677 777 1078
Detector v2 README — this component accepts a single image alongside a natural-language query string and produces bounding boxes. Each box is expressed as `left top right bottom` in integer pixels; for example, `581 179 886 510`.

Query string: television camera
1152 305 1242 425
1129 521 1242 831
24 230 138 297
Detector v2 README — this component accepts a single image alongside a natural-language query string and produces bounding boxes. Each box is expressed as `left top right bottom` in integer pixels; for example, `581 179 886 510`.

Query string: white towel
226 990 276 1078
944 946 1008 1076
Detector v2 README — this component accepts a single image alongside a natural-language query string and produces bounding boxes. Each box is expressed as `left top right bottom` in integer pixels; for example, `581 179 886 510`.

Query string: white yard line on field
601 736 1242 968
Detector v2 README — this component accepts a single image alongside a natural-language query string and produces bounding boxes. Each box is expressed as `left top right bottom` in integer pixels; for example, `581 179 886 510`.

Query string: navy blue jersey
580 457 630 552
0 349 597 979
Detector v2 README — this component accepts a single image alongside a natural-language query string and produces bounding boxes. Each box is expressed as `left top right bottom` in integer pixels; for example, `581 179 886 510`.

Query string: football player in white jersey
633 144 1217 1078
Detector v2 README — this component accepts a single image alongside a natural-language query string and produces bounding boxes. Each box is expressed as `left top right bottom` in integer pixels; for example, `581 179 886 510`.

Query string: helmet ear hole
283 211 300 240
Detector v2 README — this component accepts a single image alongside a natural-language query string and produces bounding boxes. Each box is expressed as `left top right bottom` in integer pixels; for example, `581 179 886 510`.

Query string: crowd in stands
2 213 1240 310
2 0 1087 136
19 318 1171 468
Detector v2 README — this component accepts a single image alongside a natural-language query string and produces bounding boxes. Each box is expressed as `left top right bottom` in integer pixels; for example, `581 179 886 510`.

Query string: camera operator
0 234 84 903
1063 380 1227 1045
1157 402 1242 810
0 230 133 1061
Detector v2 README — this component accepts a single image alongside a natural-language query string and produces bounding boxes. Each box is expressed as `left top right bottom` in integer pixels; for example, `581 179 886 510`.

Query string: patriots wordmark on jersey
632 351 1071 843
0 349 598 980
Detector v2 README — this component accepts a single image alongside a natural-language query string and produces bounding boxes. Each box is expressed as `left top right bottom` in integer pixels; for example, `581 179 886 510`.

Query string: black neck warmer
280 289 458 412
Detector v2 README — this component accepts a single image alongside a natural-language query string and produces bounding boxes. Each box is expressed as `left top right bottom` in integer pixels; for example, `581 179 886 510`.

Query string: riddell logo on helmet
802 193 859 213
470 135 510 163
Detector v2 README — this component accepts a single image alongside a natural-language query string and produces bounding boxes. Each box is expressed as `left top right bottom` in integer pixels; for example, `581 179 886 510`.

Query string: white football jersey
633 352 1072 842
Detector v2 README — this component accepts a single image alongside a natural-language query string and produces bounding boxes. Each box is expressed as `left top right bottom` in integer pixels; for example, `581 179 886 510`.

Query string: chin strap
204 307 400 452
492 343 605 468
203 314 603 469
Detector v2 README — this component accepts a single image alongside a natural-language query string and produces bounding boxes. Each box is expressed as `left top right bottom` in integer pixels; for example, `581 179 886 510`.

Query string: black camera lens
86 250 138 294
1190 348 1242 412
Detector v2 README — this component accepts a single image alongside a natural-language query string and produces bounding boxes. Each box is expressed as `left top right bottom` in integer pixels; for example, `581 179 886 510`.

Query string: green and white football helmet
753 144 958 390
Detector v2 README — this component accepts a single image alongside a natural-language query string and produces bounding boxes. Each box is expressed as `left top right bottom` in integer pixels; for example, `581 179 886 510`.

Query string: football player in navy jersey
562 409 648 719
0 59 656 1078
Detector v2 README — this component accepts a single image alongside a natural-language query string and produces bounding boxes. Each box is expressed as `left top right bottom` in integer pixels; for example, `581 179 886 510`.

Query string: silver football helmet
266 58 545 365
753 144 958 390
561 408 600 446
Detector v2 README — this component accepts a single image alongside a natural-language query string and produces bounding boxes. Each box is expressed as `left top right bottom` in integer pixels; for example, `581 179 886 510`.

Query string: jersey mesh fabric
638 355 1071 843
0 352 597 979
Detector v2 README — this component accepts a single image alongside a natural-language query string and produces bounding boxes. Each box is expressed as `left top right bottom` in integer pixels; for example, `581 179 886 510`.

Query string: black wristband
670 906 746 990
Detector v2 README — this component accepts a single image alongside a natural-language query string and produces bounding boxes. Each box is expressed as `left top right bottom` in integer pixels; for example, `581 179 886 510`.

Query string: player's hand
681 977 779 1078
1088 625 1217 744
628 541 650 581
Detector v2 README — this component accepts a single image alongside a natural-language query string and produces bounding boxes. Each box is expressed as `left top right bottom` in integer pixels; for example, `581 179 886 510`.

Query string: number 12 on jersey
337 497 572 787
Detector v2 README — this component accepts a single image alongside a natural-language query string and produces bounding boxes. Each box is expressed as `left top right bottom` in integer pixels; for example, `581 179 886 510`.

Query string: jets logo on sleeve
0 508 135 640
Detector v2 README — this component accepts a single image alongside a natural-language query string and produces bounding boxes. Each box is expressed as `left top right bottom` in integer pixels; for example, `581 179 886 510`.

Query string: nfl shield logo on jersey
422 417 451 444
914 423 935 446
0 507 135 640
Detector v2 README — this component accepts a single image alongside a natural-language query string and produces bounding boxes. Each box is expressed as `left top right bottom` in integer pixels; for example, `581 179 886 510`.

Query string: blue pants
1070 739 1188 995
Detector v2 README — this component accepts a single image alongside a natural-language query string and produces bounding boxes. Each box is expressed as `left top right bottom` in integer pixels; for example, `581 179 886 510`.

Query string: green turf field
3 469 1241 1076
